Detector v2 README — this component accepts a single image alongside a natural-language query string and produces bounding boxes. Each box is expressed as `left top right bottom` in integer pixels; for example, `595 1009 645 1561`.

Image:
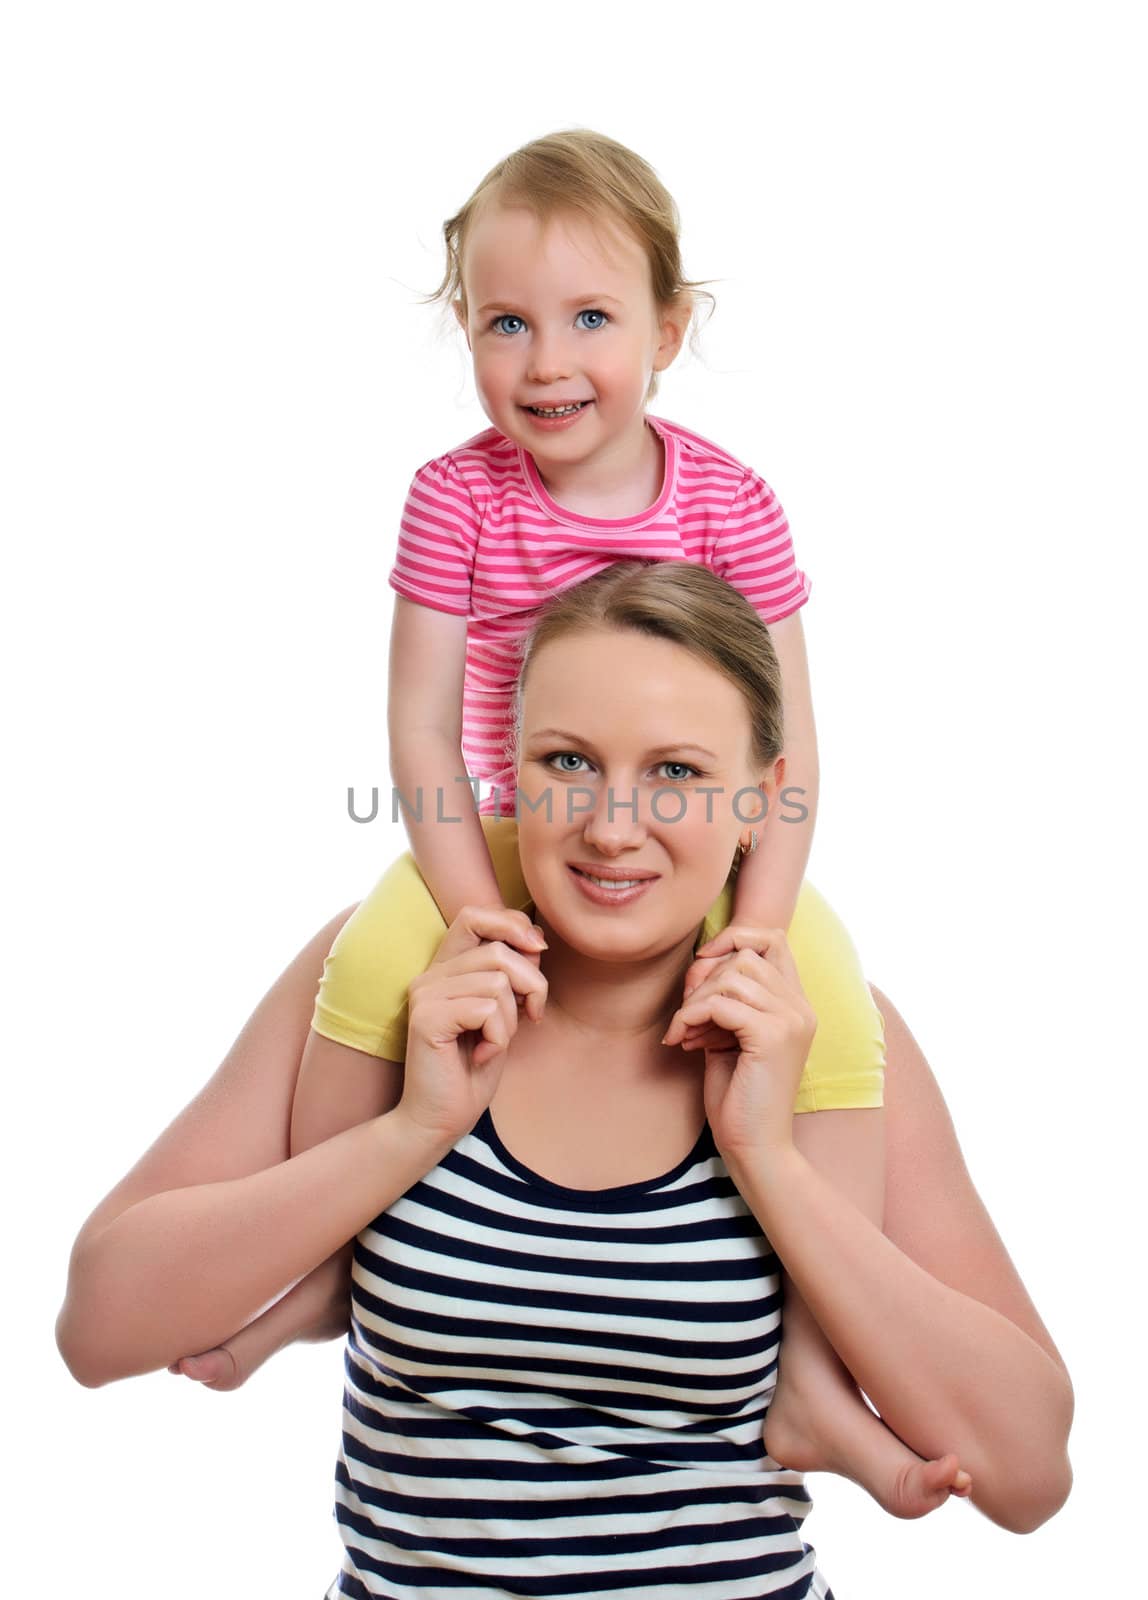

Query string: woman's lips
567 863 659 907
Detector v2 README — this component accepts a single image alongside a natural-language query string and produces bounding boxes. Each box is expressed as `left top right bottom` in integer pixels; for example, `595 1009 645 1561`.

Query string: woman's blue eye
543 753 699 782
547 752 590 774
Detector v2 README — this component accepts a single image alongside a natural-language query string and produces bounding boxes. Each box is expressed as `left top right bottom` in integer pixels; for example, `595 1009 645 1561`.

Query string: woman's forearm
727 1143 1073 1531
57 1109 449 1388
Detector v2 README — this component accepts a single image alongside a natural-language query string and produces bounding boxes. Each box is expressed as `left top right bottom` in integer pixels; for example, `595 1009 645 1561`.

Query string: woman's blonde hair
419 128 717 405
509 561 784 777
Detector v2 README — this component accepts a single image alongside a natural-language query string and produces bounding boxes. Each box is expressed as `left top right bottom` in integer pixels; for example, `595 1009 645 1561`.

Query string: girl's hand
677 942 741 1053
396 905 549 1150
676 924 783 1052
662 926 816 1160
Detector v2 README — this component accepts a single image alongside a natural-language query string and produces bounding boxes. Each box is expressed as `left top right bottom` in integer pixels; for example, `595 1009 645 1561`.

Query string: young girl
307 128 969 1518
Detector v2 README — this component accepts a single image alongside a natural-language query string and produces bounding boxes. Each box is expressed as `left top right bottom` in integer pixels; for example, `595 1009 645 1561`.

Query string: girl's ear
452 299 471 349
652 295 692 372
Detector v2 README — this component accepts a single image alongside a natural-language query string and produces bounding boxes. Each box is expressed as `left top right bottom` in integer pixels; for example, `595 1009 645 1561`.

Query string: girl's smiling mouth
521 401 594 428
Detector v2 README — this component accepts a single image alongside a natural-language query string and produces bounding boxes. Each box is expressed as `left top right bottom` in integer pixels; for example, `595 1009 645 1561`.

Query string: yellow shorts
312 817 884 1114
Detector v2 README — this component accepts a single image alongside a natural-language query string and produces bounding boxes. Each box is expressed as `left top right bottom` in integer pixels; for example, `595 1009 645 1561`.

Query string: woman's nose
581 786 648 852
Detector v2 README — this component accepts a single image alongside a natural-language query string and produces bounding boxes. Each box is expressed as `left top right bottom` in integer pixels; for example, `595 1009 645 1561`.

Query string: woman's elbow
55 1259 142 1389
55 1302 112 1389
982 1451 1073 1534
981 1381 1075 1534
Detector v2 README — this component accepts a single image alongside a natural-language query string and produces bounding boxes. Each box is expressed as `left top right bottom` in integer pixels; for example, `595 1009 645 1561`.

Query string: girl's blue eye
490 309 609 336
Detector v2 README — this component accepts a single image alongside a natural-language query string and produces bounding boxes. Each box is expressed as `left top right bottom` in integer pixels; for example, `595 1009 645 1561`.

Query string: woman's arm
874 985 1069 1381
166 1028 417 1390
54 909 442 1388
724 985 1073 1533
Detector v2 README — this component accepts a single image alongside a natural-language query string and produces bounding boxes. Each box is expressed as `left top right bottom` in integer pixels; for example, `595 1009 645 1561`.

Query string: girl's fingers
676 990 810 1060
419 937 549 1022
695 926 805 991
666 950 792 1045
695 924 787 961
760 933 803 990
434 905 547 966
678 1023 736 1052
682 952 727 999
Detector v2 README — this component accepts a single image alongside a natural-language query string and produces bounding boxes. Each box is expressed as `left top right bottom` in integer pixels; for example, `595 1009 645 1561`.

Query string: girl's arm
54 912 445 1388
733 611 819 933
388 595 504 919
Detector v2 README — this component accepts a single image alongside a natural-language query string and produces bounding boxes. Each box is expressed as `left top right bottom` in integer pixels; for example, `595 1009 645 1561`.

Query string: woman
56 565 1073 1596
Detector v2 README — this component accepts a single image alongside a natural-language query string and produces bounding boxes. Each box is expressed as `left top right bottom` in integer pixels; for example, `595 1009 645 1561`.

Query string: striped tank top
325 1107 835 1600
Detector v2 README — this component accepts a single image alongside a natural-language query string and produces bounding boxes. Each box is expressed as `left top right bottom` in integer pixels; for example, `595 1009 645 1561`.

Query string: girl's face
455 204 687 473
515 627 782 964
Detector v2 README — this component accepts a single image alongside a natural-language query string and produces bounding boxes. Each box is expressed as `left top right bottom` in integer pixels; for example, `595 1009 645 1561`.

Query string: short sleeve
788 883 885 1113
712 471 811 624
388 455 481 617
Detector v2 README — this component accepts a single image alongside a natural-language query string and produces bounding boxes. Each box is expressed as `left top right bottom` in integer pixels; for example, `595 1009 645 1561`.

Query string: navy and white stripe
326 1110 834 1599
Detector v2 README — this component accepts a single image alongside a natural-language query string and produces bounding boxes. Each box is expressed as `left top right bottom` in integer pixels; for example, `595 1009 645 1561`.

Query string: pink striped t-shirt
388 412 810 816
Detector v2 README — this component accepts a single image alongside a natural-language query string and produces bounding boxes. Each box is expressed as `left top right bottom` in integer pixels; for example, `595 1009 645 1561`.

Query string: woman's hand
662 925 816 1159
396 905 549 1149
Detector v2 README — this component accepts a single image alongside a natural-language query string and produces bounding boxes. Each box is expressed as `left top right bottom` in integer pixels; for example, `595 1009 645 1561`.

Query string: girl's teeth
531 403 585 416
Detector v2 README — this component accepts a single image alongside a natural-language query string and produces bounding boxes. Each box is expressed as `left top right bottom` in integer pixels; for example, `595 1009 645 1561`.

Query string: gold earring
737 830 759 857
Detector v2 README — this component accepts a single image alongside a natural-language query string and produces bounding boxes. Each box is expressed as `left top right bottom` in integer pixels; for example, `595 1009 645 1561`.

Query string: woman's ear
755 756 786 823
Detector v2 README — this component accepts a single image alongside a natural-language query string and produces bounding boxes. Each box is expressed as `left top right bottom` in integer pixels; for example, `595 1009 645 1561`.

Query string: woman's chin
534 883 709 962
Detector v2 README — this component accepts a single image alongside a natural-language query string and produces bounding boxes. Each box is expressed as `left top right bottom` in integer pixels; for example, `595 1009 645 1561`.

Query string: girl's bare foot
167 1346 244 1389
889 1453 973 1519
765 1374 972 1519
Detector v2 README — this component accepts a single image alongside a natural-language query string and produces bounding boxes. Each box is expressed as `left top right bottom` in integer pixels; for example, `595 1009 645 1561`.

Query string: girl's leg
764 1276 968 1516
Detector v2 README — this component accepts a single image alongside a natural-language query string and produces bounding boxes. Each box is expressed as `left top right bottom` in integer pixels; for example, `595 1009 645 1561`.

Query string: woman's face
515 627 781 962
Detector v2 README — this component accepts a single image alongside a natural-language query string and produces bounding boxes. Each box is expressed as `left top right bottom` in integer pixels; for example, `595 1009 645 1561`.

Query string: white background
4 2 1145 1595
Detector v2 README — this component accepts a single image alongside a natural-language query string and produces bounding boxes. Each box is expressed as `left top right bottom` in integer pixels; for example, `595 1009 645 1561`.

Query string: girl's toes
890 1455 964 1519
176 1348 240 1388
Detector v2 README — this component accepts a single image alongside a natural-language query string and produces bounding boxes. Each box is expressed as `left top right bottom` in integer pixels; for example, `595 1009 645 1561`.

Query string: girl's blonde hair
419 127 717 405
508 561 784 776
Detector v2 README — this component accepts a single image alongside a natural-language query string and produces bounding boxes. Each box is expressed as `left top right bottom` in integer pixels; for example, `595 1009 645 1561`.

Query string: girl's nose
526 332 574 386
